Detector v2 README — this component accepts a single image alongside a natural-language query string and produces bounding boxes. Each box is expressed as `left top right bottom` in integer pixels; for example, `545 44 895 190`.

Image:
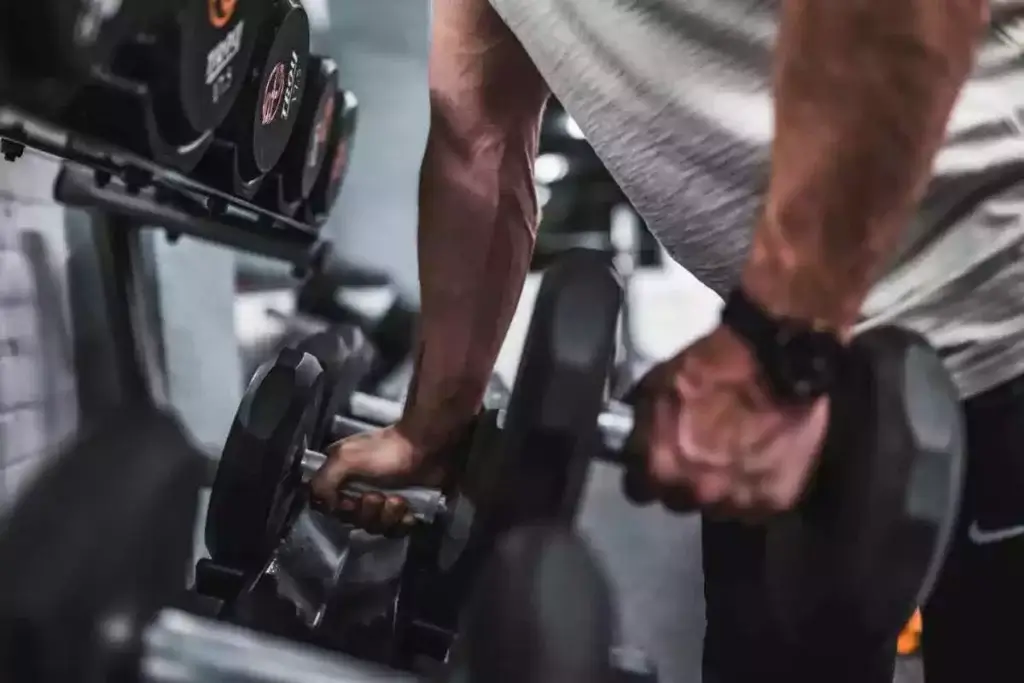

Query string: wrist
719 285 850 403
399 387 484 455
686 326 779 406
740 220 864 337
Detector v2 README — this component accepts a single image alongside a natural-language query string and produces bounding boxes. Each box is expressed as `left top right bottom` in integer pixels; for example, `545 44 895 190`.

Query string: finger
691 470 731 507
623 461 658 505
758 467 807 514
357 492 386 531
621 396 657 504
647 394 688 490
310 433 397 508
660 485 699 514
310 443 356 510
383 511 418 539
379 495 409 530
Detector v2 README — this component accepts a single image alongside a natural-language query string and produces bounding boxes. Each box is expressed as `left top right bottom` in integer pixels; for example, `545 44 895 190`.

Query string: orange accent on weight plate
897 609 922 656
209 0 238 29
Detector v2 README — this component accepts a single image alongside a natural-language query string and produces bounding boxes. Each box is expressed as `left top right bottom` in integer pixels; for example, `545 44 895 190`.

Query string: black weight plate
306 89 358 220
1 0 170 106
206 347 324 572
178 0 262 133
439 249 623 571
294 325 377 451
250 0 310 174
0 407 206 683
455 526 615 683
765 326 964 647
270 55 340 201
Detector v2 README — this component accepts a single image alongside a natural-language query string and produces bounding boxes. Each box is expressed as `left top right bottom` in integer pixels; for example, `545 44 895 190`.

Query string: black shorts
702 372 1024 683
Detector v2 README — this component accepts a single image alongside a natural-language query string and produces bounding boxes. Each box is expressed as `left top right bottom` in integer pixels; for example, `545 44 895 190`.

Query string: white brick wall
0 153 79 510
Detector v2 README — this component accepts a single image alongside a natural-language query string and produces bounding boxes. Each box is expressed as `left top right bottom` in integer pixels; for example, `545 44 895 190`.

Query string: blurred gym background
0 2 919 681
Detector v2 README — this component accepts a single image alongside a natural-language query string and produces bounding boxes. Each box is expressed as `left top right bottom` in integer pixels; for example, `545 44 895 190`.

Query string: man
312 0 1023 680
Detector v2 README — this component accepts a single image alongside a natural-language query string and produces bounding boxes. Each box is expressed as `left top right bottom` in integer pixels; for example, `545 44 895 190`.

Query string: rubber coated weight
452 526 615 683
70 0 261 168
303 89 358 224
0 0 170 111
111 0 262 141
390 250 623 665
249 0 310 175
206 348 324 572
194 0 310 195
765 326 964 647
257 55 340 213
0 408 206 683
176 0 262 135
438 249 623 570
294 325 377 451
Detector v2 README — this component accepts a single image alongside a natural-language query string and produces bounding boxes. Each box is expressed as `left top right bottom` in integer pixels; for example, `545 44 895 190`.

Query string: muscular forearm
742 0 987 331
397 0 549 450
402 105 544 449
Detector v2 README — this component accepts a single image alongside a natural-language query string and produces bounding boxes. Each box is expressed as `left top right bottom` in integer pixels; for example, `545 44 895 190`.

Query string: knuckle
763 487 796 512
692 479 721 506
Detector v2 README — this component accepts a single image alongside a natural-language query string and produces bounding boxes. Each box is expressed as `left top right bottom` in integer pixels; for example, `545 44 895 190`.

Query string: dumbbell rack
0 104 343 420
1 106 325 266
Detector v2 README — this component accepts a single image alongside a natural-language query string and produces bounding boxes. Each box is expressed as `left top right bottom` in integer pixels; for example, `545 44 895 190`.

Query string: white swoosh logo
968 521 1024 545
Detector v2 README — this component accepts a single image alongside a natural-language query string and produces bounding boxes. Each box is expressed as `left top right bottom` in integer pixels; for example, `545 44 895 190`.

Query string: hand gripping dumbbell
608 327 964 647
0 416 623 683
205 249 626 665
205 346 454 573
0 405 607 683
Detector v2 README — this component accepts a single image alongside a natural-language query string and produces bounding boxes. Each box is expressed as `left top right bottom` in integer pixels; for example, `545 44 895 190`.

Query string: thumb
309 431 398 508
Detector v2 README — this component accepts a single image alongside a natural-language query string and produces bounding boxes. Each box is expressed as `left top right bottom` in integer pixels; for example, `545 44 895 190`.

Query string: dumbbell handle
349 391 403 425
597 406 633 454
300 449 449 524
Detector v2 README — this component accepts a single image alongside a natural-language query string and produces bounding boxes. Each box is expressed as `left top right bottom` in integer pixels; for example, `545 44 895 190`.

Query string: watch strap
721 287 844 403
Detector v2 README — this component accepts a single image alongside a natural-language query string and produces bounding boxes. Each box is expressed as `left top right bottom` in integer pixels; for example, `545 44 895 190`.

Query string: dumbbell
449 524 616 683
0 404 209 683
300 89 358 226
203 250 623 665
63 0 262 170
256 55 340 216
0 0 172 114
312 293 966 651
0 415 620 683
0 405 430 683
296 250 626 664
205 345 463 572
193 0 310 199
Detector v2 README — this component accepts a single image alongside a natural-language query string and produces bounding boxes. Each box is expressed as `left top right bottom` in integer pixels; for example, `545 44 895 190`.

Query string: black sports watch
720 287 847 404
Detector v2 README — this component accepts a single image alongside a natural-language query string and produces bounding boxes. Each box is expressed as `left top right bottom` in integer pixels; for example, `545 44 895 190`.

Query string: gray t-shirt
489 0 1024 397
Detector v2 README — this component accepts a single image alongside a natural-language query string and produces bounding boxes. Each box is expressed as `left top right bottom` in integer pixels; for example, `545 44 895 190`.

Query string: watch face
772 328 839 401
